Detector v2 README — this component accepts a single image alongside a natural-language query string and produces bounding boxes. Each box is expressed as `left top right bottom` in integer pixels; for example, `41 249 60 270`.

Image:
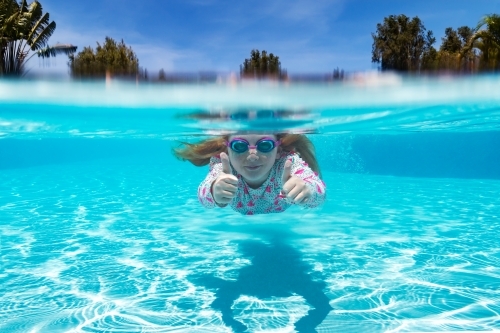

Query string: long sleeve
197 156 224 208
285 153 326 208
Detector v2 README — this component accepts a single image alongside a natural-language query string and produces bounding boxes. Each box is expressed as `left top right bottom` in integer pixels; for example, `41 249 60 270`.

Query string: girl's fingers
223 183 237 193
285 185 301 201
221 190 236 198
215 177 237 191
286 184 311 204
294 192 311 204
223 175 239 185
282 182 295 197
218 197 231 204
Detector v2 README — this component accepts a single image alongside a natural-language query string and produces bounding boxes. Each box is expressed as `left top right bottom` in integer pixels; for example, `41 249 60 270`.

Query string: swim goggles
225 137 281 153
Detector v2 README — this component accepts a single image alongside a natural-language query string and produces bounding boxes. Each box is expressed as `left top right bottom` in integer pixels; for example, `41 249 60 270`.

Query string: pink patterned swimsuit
198 152 326 215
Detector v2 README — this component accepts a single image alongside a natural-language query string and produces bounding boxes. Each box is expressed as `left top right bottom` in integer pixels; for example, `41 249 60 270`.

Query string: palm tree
461 14 500 71
0 0 76 76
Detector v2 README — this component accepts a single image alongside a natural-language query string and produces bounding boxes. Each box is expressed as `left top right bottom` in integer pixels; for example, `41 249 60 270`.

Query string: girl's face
227 134 280 188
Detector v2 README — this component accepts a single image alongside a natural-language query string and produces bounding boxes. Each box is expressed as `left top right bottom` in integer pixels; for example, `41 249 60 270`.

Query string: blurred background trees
371 15 436 72
69 36 139 78
436 26 475 71
240 49 287 79
372 13 500 73
462 14 500 71
3 2 498 80
0 0 76 76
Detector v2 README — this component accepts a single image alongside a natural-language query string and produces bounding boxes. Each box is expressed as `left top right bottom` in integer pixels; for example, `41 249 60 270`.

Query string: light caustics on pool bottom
1 157 500 333
1 76 500 333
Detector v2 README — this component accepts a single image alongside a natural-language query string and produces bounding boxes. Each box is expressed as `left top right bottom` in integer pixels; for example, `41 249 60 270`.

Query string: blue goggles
225 137 281 153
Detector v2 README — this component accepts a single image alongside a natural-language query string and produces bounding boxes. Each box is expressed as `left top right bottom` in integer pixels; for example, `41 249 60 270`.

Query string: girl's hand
212 152 238 205
281 159 312 204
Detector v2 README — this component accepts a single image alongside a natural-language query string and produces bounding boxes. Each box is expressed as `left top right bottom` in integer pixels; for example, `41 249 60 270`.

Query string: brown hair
172 133 321 176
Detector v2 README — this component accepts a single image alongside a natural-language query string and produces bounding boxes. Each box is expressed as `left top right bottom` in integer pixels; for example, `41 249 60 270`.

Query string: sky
30 0 500 77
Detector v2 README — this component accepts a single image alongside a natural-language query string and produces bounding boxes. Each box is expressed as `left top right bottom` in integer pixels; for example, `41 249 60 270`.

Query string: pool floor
1 157 500 332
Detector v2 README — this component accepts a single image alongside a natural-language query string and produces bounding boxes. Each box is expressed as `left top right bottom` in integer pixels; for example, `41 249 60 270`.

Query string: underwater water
1 75 500 333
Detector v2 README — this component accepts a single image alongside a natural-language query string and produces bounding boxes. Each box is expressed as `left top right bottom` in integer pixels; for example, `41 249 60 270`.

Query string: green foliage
457 26 474 47
0 0 71 76
402 14 500 73
426 26 476 72
420 47 438 71
240 49 286 79
462 14 500 71
441 27 463 53
372 14 436 72
69 36 139 78
371 13 500 73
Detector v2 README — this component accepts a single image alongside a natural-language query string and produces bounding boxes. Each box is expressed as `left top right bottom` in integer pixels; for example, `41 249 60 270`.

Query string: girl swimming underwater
173 133 326 215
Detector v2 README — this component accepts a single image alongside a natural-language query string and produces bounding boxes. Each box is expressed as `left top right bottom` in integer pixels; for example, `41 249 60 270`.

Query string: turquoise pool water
1 75 500 332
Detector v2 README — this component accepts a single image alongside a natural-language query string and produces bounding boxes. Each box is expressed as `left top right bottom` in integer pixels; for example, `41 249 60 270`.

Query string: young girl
173 133 326 215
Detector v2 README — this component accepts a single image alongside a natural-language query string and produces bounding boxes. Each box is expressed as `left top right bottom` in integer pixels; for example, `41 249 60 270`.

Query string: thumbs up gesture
212 152 239 205
281 159 312 204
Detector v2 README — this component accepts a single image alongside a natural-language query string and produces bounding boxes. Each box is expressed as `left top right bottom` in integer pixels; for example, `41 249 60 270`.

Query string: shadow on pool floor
193 238 332 333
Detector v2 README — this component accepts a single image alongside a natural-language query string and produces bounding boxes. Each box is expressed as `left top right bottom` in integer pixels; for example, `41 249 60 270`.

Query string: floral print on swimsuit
197 152 326 215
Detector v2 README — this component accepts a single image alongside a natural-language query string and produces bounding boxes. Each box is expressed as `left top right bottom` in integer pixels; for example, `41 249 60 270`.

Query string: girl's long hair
172 133 321 176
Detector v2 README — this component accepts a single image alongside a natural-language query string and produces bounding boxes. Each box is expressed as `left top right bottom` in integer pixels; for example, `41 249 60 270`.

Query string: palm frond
29 20 55 50
36 43 77 58
478 14 496 28
1 0 73 76
19 0 28 11
27 0 44 23
26 12 50 46
461 30 488 56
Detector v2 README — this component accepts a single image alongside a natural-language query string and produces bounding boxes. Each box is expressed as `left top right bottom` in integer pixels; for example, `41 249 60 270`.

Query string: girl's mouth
245 165 261 171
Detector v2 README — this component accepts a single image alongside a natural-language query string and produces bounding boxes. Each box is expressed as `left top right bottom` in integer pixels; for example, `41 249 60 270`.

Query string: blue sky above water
33 0 500 76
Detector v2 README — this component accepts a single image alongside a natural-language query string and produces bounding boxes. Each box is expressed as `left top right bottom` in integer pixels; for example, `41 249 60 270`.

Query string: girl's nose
247 150 259 161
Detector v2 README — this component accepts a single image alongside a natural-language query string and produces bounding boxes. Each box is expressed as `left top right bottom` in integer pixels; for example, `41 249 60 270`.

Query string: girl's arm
288 153 326 208
197 156 223 208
